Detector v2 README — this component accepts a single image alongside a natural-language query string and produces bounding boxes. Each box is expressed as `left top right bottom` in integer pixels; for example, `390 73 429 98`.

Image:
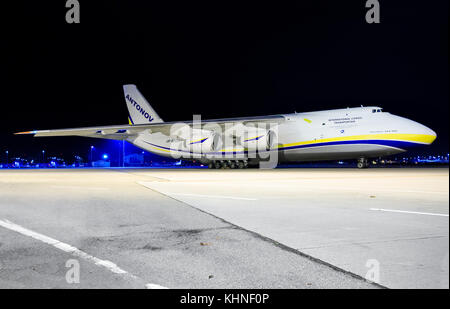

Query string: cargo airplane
16 85 437 169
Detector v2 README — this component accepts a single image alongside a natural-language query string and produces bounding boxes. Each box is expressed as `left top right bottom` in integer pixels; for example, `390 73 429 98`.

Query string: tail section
123 84 164 125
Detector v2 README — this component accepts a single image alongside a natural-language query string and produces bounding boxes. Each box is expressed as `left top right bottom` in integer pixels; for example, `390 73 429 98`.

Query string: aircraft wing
15 124 146 140
15 114 286 139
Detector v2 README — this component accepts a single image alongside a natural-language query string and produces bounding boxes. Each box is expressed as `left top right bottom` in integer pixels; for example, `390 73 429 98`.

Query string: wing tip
14 131 37 135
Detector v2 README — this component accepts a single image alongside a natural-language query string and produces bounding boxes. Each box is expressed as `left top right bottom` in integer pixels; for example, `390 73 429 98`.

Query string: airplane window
377 109 382 113
372 109 376 113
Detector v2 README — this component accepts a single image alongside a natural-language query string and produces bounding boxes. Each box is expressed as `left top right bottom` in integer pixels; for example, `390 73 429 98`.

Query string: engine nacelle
170 124 222 154
240 129 276 151
188 132 222 153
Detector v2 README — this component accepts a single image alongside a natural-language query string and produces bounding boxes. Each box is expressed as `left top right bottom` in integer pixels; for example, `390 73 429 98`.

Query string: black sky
2 1 448 161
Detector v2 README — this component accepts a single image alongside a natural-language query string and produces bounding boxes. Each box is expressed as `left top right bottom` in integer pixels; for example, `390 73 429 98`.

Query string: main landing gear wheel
357 158 370 169
209 160 248 169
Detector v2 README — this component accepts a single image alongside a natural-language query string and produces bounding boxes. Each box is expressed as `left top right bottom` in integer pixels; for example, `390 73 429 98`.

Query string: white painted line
370 208 449 217
283 186 448 195
145 283 169 289
137 181 258 200
169 193 258 201
394 190 448 195
51 185 109 191
0 219 168 289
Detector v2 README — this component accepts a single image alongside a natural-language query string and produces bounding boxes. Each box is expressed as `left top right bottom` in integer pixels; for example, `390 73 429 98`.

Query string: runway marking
145 283 169 289
0 219 168 289
50 185 109 191
370 208 449 217
137 181 258 200
170 193 258 201
364 189 447 195
318 187 448 195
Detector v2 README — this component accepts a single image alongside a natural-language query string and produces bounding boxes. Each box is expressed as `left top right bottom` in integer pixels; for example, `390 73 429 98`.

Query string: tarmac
0 168 448 288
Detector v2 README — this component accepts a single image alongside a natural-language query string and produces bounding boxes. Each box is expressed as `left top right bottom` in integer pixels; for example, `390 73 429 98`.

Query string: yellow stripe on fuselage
146 133 435 155
278 133 436 149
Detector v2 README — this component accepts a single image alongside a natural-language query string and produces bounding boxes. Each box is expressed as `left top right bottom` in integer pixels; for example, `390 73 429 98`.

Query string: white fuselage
127 107 437 163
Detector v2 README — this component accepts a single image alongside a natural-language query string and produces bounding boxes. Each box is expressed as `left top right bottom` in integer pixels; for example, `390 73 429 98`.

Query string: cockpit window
373 108 383 113
372 109 377 113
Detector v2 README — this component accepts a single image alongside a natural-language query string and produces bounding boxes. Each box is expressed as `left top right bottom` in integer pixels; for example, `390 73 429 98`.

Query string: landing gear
357 158 370 169
208 160 248 169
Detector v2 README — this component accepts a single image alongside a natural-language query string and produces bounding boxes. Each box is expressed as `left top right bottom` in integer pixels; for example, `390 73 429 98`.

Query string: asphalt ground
1 168 448 288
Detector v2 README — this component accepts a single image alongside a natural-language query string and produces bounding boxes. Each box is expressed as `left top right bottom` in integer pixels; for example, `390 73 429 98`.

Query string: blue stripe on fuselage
280 139 423 152
143 139 424 155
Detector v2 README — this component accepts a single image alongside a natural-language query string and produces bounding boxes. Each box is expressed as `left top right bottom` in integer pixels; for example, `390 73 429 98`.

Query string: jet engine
239 128 276 151
187 131 222 153
170 125 222 153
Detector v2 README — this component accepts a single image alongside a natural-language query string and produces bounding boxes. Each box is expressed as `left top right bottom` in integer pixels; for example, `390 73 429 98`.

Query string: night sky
2 1 448 162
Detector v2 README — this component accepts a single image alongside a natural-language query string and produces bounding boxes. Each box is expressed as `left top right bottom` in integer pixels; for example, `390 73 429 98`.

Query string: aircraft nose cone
419 124 437 144
429 129 437 144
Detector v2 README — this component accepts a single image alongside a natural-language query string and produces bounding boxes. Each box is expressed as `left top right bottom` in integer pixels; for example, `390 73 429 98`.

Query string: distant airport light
90 146 95 165
102 154 109 160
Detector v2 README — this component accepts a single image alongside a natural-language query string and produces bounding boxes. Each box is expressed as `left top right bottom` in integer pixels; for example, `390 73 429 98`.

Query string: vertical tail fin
123 84 164 125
